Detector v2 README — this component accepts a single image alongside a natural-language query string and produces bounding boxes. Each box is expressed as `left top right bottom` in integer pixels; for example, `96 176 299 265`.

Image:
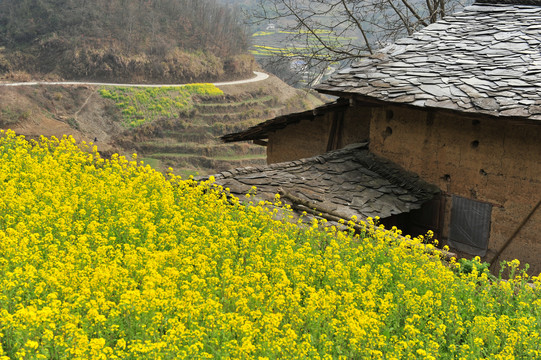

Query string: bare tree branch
386 0 413 35
339 0 373 54
400 0 429 27
247 0 469 87
426 0 436 23
280 0 360 59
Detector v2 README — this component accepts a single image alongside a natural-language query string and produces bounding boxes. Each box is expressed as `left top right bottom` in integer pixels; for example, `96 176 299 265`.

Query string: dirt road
0 71 269 88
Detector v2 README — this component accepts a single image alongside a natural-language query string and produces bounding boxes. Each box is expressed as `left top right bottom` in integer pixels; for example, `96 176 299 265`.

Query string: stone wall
267 105 371 164
370 105 541 274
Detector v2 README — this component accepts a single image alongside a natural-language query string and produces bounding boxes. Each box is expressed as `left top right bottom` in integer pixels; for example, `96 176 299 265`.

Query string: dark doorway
380 195 445 241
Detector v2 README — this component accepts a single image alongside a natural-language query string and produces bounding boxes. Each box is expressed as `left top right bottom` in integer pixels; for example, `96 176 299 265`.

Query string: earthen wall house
371 105 541 270
218 0 541 273
261 100 541 272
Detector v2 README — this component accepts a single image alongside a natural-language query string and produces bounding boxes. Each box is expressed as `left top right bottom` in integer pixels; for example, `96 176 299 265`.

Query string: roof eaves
220 99 351 143
201 143 440 221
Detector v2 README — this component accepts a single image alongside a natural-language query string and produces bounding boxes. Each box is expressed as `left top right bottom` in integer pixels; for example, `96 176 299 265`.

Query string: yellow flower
0 130 539 360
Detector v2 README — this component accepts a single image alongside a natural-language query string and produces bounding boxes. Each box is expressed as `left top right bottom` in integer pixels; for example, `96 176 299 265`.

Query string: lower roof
203 143 440 221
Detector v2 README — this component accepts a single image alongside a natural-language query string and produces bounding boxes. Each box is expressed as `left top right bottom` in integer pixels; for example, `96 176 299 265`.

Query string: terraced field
124 90 315 178
250 30 357 59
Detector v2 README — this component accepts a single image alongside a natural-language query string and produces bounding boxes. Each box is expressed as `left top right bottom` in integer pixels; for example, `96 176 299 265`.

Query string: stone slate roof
478 0 541 4
204 143 440 220
221 99 349 143
316 1 541 121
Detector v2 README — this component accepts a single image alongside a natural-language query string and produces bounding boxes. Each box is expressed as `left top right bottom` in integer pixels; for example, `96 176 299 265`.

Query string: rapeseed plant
0 130 540 359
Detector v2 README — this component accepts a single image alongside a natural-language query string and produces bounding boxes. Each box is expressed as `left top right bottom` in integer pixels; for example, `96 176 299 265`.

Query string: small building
215 0 541 272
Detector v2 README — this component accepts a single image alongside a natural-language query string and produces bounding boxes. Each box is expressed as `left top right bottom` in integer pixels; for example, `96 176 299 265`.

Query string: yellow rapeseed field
0 130 540 359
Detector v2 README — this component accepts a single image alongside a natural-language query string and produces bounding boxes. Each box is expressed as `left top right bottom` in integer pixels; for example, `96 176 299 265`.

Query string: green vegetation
453 257 492 277
98 84 223 127
118 89 297 175
195 95 275 108
173 168 200 179
66 117 79 130
150 153 200 158
140 157 162 170
213 154 267 161
0 107 30 125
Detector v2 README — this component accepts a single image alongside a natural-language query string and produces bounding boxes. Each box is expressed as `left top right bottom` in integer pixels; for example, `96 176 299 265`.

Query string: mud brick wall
370 105 541 274
266 106 370 164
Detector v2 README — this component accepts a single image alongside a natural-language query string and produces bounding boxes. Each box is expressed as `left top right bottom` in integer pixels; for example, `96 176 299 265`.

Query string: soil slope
0 74 324 176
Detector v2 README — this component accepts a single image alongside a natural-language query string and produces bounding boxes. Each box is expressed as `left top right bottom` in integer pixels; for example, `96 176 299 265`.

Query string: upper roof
478 0 541 4
316 1 541 121
203 143 440 220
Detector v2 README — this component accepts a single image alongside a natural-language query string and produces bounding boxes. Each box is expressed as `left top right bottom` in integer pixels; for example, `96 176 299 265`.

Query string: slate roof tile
199 144 440 221
315 1 541 121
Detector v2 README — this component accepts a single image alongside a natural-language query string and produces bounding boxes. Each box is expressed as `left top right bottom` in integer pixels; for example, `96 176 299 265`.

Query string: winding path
0 71 269 88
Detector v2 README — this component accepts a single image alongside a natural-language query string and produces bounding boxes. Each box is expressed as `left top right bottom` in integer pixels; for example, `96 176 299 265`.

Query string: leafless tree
248 0 470 84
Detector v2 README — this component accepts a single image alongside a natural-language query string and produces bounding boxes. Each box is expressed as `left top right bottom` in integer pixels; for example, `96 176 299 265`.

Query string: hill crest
0 0 254 83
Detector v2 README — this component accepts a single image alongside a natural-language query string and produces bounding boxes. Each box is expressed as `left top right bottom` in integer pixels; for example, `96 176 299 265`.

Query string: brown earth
0 85 121 155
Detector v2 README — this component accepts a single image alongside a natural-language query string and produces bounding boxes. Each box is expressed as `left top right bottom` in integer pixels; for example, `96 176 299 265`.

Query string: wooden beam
253 139 268 146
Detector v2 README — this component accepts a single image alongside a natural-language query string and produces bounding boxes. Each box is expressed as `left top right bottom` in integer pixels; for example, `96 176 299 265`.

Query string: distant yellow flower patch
0 130 540 359
98 83 223 128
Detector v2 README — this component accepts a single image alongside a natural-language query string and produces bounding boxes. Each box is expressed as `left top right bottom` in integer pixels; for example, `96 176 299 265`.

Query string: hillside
0 0 254 83
0 74 324 176
116 77 323 176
